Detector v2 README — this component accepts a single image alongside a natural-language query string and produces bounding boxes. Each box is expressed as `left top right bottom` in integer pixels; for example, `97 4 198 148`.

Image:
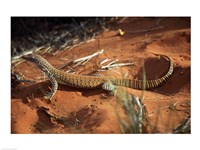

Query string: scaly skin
22 54 173 100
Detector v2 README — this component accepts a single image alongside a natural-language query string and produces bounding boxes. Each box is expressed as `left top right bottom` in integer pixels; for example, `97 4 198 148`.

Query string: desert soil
11 17 190 133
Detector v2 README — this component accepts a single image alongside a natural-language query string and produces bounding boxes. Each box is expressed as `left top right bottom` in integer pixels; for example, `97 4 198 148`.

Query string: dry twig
58 49 135 73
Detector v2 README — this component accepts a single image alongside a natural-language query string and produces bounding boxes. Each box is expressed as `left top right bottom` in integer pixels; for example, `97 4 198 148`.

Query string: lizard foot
101 80 117 96
43 92 54 101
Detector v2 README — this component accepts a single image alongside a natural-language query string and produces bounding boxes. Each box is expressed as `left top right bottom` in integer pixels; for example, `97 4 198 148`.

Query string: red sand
11 17 190 133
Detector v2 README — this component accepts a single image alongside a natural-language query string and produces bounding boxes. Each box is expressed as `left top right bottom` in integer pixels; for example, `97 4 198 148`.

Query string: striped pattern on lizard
22 53 173 101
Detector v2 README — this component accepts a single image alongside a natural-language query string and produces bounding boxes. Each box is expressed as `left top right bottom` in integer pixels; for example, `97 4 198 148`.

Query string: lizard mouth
21 54 36 61
22 55 31 60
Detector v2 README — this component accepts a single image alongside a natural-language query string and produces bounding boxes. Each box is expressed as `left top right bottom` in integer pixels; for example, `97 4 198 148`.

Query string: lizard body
22 54 173 100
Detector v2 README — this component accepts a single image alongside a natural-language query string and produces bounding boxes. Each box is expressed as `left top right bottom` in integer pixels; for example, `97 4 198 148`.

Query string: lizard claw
43 93 53 101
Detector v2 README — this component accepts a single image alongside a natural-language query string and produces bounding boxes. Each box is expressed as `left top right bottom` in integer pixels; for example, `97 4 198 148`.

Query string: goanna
22 53 173 101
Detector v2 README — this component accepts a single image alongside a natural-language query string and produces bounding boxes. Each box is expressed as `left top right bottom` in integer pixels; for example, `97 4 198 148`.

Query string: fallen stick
58 49 104 70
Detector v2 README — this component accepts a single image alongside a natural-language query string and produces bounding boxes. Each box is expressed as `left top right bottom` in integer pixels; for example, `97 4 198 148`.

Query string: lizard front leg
44 73 58 101
101 80 117 96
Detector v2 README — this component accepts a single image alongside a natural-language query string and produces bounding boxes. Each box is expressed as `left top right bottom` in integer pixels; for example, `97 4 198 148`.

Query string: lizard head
22 54 47 65
22 54 52 72
22 54 40 62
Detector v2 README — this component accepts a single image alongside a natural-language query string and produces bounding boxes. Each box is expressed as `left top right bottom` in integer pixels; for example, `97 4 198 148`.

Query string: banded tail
111 55 173 90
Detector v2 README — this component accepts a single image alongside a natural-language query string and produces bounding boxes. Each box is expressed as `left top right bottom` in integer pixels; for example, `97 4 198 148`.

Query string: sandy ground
11 17 190 133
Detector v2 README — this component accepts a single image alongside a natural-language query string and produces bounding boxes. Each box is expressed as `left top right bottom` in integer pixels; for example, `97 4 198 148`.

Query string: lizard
22 53 173 101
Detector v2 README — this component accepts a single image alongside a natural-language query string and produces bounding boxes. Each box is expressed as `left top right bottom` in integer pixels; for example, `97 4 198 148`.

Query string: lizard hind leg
101 80 117 96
